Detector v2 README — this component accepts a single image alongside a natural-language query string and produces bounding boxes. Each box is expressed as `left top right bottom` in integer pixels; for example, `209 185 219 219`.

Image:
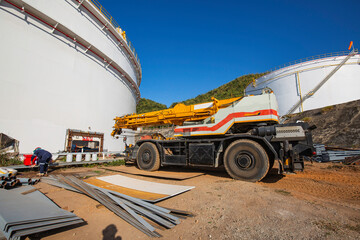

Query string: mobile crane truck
112 89 314 182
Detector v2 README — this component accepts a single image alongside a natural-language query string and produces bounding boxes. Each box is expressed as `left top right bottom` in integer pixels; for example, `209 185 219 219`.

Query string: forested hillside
136 73 266 113
136 98 167 114
169 73 265 107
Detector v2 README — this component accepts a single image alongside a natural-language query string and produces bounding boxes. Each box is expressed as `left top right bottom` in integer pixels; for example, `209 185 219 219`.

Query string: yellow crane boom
112 96 242 136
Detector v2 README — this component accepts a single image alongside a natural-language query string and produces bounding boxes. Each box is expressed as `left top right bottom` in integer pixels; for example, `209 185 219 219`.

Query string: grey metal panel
0 185 84 240
12 219 84 238
0 186 76 231
8 216 80 232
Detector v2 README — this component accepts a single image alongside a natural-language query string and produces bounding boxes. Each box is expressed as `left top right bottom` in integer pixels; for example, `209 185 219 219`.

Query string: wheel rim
142 150 152 164
235 151 254 169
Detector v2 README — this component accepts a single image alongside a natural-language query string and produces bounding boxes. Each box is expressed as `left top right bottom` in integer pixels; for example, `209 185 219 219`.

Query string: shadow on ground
102 224 122 240
261 167 285 183
28 222 87 239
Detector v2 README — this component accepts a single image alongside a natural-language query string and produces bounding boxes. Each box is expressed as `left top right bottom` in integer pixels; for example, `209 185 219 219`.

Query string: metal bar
44 177 174 228
42 175 189 236
105 190 180 224
98 189 156 232
64 175 160 237
87 184 172 214
120 198 175 229
47 176 174 220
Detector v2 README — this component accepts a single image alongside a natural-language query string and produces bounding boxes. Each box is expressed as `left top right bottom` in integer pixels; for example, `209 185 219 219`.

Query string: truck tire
224 139 269 182
136 142 160 171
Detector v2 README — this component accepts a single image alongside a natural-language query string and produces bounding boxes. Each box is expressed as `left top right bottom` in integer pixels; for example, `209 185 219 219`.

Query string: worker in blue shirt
31 147 52 176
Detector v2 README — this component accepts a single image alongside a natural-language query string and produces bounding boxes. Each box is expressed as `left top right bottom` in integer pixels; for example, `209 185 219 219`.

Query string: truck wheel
136 142 160 171
224 139 269 182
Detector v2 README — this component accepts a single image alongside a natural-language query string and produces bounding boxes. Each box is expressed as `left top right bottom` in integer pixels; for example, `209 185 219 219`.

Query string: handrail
284 49 358 117
88 0 140 65
266 50 357 73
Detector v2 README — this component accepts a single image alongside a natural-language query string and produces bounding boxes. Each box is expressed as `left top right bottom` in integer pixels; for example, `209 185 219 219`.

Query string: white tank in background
246 51 360 116
0 0 141 153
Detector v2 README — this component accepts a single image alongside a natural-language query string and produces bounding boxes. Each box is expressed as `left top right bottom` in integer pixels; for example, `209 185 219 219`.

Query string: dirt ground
19 162 360 240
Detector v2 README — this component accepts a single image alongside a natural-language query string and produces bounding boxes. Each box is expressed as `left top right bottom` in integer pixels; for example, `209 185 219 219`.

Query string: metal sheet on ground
100 166 205 180
84 178 168 201
0 186 83 240
0 187 77 230
93 174 194 200
12 219 84 238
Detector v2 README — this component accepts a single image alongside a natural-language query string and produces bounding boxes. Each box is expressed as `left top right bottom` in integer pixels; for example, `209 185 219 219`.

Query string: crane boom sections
112 96 242 136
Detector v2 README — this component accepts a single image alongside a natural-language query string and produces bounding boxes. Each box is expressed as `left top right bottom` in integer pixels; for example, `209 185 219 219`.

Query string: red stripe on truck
174 109 278 133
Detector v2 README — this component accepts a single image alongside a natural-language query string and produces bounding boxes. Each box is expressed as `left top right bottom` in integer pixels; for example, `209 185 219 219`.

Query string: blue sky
99 0 360 107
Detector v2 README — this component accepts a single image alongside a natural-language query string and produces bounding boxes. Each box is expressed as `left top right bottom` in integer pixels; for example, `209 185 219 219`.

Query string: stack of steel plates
0 185 84 240
0 174 40 189
313 144 360 162
42 175 193 238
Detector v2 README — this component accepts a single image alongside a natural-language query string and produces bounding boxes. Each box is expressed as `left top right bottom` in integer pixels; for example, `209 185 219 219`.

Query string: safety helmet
33 147 41 153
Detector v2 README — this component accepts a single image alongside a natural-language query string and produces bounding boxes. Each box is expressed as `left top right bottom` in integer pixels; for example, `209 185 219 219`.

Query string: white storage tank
246 51 360 116
0 0 141 153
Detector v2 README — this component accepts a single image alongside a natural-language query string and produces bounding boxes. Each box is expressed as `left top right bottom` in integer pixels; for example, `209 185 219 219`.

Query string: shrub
301 117 312 122
321 105 334 113
0 151 23 166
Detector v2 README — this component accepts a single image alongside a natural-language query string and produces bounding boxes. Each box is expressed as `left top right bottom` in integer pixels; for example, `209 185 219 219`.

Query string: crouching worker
31 147 52 176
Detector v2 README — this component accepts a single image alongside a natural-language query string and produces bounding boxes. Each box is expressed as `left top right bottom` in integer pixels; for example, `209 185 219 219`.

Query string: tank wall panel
0 1 137 153
246 55 360 116
22 0 139 84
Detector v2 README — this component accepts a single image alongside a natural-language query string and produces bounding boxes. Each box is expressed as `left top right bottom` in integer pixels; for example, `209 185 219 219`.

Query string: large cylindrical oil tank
0 0 141 153
246 52 360 116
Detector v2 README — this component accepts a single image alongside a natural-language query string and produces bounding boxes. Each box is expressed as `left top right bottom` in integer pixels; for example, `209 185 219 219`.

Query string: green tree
138 73 266 113
169 73 265 107
136 98 167 114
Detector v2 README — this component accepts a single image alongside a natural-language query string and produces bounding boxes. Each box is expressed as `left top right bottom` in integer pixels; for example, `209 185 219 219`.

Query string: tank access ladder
284 49 358 117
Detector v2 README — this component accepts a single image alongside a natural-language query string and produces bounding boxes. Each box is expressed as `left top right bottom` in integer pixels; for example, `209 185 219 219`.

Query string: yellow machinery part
112 96 242 136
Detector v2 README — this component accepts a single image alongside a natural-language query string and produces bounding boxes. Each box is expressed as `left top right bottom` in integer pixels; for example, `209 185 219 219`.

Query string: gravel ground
19 162 360 240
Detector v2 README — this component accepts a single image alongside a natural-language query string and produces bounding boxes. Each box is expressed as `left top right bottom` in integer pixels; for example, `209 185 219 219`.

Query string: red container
23 154 36 166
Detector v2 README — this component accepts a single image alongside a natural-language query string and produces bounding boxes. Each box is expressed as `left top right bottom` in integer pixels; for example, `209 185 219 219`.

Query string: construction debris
42 175 193 237
7 159 122 170
0 173 39 190
343 155 360 165
313 144 360 163
0 133 19 155
0 185 84 240
0 168 17 176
